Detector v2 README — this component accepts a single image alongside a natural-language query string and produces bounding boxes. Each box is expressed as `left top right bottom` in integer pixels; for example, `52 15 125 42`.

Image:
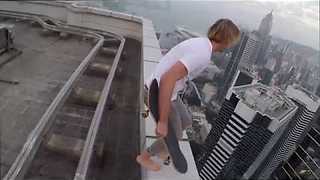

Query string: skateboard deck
148 79 188 173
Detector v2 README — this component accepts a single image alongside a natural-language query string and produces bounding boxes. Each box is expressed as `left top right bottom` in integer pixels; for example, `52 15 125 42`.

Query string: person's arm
156 61 188 137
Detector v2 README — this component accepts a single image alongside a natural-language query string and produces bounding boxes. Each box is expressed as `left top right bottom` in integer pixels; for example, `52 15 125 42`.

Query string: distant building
202 83 218 104
198 64 222 81
256 35 271 66
258 67 273 86
238 32 261 71
272 44 290 75
188 106 212 144
277 66 297 90
198 84 298 180
238 11 273 70
256 11 273 66
316 84 320 97
217 32 250 103
258 11 273 37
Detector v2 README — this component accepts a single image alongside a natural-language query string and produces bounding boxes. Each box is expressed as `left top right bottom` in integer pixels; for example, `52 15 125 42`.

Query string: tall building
258 11 273 37
224 32 249 82
198 84 298 180
258 67 273 86
238 11 273 70
238 32 261 71
248 85 320 179
271 106 320 180
256 11 273 66
316 84 320 97
217 32 249 103
217 31 249 103
273 44 289 74
220 11 274 95
256 36 271 66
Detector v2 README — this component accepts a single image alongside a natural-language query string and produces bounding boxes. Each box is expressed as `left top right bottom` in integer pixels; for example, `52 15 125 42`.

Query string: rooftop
286 85 320 112
233 83 297 120
0 1 200 180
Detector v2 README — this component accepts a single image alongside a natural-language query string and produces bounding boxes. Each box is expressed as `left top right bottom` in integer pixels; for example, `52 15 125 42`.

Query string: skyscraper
256 36 271 66
199 84 298 180
271 106 320 180
256 11 273 66
316 84 320 97
217 31 249 103
238 32 261 71
258 11 273 37
238 11 273 70
247 85 320 179
258 67 273 86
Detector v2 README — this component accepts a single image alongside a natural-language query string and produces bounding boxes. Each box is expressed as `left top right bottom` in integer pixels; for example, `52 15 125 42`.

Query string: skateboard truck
163 156 171 166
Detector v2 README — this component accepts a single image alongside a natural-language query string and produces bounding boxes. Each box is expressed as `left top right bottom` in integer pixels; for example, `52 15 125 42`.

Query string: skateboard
148 79 188 173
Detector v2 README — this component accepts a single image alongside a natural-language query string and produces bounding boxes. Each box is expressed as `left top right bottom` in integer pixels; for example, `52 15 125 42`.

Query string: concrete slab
144 61 158 81
144 46 162 63
0 17 93 178
143 36 160 49
143 23 158 38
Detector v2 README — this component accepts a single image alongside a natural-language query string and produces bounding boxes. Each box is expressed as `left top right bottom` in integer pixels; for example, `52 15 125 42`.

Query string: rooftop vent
0 24 14 54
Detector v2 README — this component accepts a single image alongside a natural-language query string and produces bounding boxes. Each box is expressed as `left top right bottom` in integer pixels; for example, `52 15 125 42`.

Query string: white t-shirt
146 37 213 100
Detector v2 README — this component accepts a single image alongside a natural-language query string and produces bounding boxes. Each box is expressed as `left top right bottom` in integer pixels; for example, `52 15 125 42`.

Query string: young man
137 19 240 171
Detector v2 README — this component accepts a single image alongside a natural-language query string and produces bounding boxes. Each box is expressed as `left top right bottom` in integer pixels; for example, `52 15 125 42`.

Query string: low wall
0 1 142 40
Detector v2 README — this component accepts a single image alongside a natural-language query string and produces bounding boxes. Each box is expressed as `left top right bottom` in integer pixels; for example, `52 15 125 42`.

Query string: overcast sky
170 0 319 50
101 0 319 50
251 1 319 50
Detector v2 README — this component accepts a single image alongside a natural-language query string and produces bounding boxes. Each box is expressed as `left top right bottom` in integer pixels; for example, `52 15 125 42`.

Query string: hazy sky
253 1 319 49
100 0 319 50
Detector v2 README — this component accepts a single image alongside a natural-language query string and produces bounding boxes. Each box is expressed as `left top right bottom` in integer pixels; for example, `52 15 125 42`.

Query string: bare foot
136 154 161 171
158 151 170 161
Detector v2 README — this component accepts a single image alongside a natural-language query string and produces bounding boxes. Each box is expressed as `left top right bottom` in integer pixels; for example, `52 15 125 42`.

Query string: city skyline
99 0 319 50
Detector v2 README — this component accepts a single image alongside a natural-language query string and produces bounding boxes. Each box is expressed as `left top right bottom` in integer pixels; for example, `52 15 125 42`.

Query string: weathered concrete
0 17 93 178
0 1 143 40
0 1 201 180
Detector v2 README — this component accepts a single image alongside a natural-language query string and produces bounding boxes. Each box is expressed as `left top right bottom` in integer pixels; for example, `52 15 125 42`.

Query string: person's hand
155 121 168 137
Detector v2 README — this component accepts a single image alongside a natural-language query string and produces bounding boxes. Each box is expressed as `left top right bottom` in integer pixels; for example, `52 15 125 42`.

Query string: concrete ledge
0 1 143 39
144 46 162 63
144 61 158 80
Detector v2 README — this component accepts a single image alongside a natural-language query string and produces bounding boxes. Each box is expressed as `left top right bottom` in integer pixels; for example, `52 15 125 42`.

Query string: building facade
198 84 298 180
249 86 320 179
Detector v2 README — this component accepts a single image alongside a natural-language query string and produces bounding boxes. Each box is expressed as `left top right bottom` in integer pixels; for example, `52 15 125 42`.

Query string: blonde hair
207 18 240 46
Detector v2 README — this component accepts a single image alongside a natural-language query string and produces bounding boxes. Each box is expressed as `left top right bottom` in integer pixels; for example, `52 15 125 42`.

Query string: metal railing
1 11 126 180
74 30 125 180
